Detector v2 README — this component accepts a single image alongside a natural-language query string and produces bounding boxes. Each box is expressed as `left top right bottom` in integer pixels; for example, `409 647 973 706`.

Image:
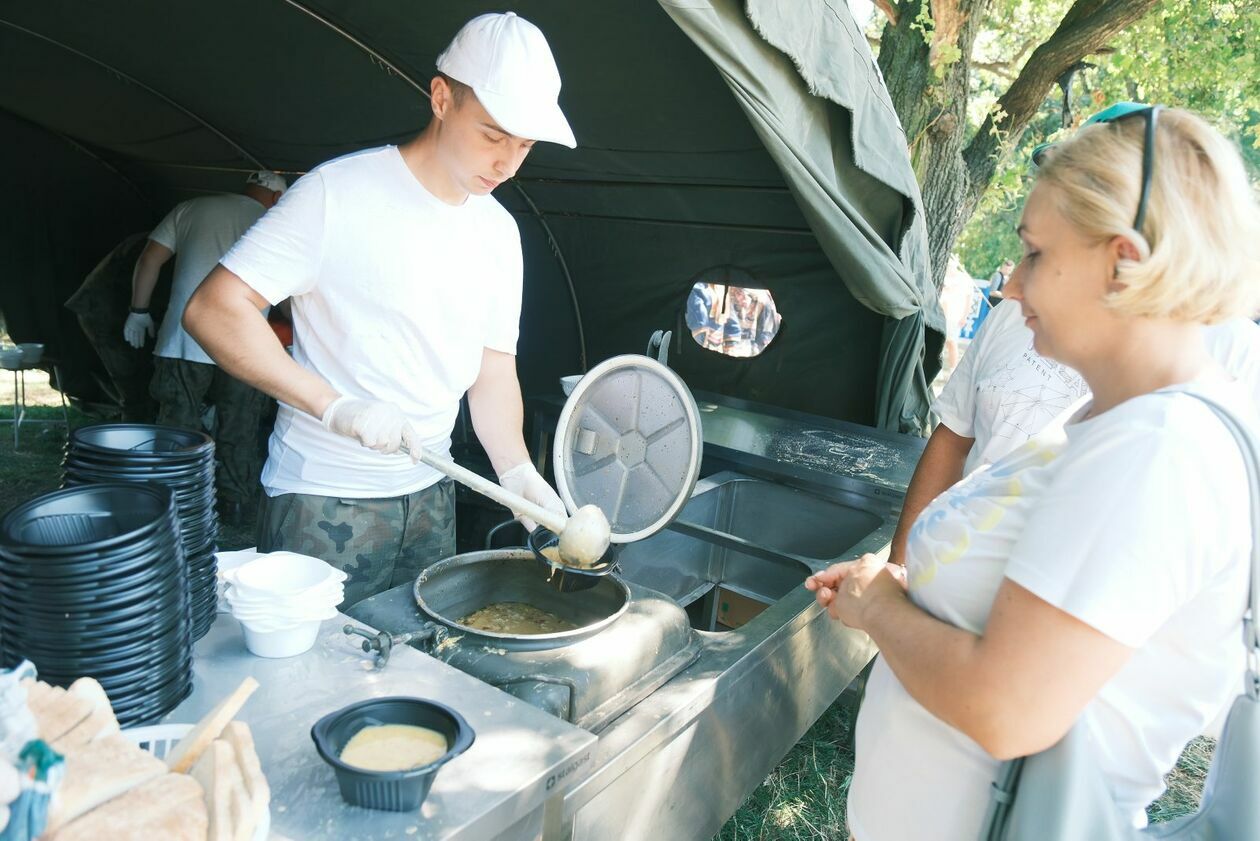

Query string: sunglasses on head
1031 102 1163 236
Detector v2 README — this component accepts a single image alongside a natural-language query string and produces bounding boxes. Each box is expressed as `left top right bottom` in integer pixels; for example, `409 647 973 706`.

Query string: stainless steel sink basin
613 472 894 631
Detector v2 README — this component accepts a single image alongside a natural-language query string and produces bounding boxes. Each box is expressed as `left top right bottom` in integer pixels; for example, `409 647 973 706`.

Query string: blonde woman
807 106 1260 839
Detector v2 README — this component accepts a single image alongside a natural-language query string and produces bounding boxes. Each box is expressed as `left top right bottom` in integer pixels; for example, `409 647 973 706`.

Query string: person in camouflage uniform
125 172 287 524
183 15 576 608
256 479 455 606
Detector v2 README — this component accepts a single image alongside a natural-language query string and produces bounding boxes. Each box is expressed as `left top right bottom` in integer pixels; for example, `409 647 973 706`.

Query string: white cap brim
475 86 576 149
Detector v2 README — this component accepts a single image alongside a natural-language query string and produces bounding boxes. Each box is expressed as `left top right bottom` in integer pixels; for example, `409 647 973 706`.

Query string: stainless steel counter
166 614 597 841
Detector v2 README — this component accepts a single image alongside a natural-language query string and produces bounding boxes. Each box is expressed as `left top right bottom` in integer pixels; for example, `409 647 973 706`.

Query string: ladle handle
401 445 567 534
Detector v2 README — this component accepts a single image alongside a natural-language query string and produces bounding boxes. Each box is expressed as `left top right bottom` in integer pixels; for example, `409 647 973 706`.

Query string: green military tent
0 0 944 433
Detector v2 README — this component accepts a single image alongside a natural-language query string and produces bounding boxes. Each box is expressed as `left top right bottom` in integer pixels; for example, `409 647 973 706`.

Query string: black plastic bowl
311 697 474 812
528 527 620 593
69 424 214 461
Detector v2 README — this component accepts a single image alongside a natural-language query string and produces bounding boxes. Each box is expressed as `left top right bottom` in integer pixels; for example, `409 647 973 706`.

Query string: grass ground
0 370 1210 839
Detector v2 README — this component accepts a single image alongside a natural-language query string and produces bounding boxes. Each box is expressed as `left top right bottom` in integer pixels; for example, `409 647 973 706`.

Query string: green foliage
957 0 1260 278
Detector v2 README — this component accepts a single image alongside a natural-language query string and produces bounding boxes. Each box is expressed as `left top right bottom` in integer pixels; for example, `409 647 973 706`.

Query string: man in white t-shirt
182 13 577 606
124 170 287 521
886 298 1259 565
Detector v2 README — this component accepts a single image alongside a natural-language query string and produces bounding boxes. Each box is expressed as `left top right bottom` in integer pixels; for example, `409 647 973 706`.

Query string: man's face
432 79 536 196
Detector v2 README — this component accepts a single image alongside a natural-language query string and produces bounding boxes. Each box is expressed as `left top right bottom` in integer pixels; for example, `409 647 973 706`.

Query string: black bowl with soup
311 696 474 811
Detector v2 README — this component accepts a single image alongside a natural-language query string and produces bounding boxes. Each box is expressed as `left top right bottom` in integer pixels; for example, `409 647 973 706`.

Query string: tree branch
962 0 1158 209
875 0 899 25
973 60 1016 80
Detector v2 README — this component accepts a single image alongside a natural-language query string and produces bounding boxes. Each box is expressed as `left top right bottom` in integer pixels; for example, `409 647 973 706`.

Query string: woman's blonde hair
1036 108 1260 324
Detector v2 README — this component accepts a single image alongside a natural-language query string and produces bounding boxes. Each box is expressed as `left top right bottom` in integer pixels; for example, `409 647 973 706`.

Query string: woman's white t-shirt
848 382 1252 840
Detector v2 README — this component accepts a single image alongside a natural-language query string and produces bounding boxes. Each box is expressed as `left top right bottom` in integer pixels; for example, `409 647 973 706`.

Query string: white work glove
498 462 567 532
321 395 417 456
123 311 155 349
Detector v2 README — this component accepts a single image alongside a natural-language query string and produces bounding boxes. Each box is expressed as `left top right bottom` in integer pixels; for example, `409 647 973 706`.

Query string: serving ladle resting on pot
399 444 610 568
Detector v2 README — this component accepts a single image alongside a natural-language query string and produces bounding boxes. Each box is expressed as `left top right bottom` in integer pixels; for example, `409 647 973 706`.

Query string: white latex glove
122 312 155 348
321 395 417 456
498 462 567 532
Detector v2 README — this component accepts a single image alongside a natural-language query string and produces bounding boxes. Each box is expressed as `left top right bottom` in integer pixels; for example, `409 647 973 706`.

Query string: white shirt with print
936 299 1260 474
848 382 1252 840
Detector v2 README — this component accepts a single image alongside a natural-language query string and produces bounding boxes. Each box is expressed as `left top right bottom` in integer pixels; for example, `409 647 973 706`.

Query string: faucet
343 623 446 667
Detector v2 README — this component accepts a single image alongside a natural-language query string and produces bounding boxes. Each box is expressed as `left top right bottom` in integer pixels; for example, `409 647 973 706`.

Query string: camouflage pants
255 479 456 608
150 357 269 504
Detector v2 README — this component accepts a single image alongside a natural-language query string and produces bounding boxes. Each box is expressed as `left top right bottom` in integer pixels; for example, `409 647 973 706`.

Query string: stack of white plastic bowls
222 552 346 658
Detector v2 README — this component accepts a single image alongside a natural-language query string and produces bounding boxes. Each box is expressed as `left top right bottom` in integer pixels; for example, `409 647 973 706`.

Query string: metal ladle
400 444 611 568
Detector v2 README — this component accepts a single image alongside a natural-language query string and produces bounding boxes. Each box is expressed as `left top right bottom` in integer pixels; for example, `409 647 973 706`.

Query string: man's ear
430 75 452 121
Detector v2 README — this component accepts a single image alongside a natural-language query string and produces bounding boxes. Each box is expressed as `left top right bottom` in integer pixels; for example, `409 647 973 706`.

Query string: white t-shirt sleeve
483 216 523 355
220 172 327 305
932 303 997 437
1004 400 1243 648
148 203 184 252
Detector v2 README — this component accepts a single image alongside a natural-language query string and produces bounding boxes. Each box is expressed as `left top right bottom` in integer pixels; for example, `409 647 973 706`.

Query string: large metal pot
413 549 631 652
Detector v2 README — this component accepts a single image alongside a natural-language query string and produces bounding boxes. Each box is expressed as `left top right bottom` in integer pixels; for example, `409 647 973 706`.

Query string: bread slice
29 685 94 745
45 772 209 841
189 739 245 841
67 677 118 738
43 734 167 832
222 721 269 831
228 775 255 841
165 677 259 773
50 704 118 754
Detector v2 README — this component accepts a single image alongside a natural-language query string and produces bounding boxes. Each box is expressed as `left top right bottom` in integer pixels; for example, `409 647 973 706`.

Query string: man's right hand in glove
123 311 155 349
321 395 417 456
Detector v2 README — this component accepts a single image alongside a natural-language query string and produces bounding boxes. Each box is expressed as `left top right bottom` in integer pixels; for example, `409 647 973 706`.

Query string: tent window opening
685 280 781 359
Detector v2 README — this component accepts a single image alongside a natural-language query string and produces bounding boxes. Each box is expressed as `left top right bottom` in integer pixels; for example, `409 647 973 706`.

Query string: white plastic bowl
240 617 322 658
224 587 344 620
227 598 340 624
229 552 344 598
0 349 22 370
224 578 343 609
560 374 582 397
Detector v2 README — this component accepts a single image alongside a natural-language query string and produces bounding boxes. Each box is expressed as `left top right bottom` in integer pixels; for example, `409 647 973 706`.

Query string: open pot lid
553 355 702 544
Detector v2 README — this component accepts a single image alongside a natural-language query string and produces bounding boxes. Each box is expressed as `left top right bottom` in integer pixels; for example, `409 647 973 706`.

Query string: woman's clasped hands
804 554 908 630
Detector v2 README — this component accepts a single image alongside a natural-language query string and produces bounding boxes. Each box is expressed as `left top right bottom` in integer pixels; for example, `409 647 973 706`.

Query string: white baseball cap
436 12 576 149
245 170 287 194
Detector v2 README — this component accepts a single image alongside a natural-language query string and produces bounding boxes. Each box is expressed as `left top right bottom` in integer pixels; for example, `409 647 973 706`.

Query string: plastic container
228 552 345 599
240 618 322 658
311 697 474 812
0 348 23 370
123 723 270 841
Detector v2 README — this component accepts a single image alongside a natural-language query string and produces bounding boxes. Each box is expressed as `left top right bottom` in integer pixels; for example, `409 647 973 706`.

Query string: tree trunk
878 0 1160 291
880 0 995 291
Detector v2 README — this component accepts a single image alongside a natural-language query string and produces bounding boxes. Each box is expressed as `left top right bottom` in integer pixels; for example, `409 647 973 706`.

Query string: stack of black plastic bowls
0 484 192 726
62 424 218 640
